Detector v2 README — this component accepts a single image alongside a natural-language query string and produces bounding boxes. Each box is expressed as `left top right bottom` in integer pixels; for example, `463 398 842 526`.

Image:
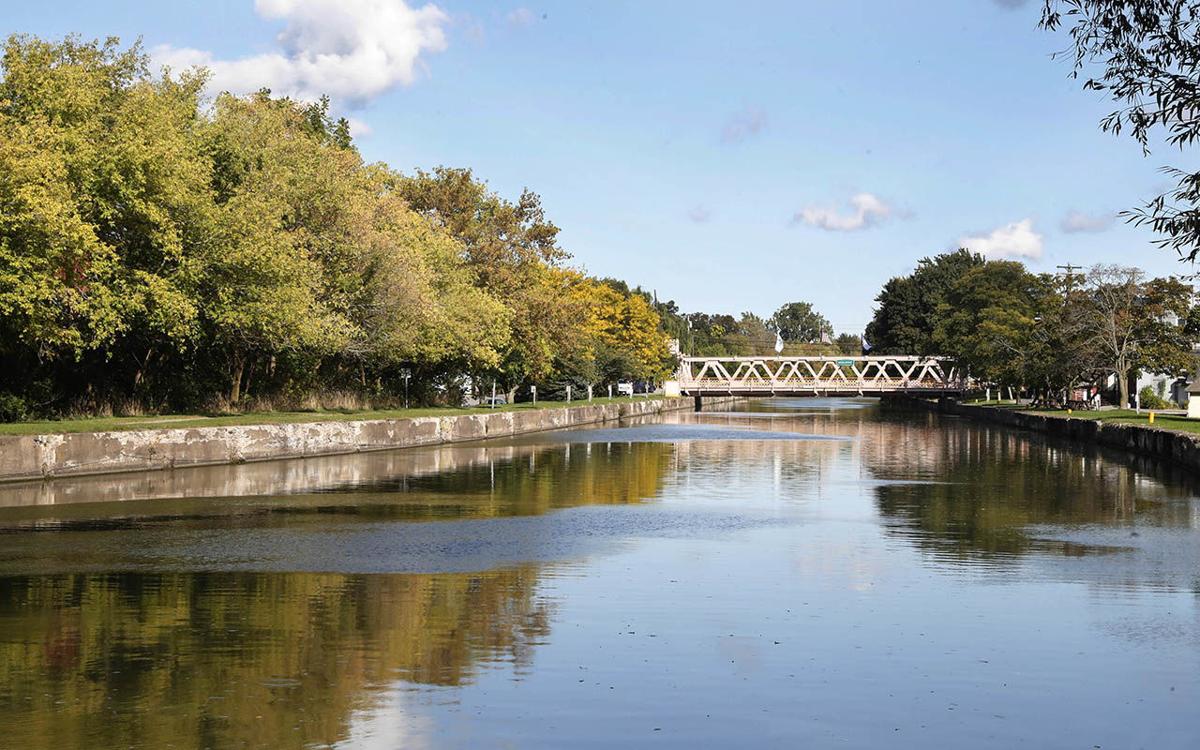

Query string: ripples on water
0 398 1198 748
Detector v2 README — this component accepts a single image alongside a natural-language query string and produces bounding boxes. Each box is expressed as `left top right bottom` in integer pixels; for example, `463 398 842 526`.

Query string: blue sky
3 0 1191 333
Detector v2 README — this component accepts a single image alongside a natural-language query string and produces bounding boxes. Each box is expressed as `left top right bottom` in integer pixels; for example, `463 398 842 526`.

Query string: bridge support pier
693 395 703 412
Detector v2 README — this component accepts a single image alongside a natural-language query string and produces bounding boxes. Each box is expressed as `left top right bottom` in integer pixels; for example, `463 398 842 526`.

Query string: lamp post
400 368 411 409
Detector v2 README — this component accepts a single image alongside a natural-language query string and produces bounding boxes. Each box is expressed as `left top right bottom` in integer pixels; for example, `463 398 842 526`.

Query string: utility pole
1055 263 1083 408
1056 263 1082 294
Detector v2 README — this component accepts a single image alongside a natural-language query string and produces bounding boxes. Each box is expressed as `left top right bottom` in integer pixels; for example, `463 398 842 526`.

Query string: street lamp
400 368 411 409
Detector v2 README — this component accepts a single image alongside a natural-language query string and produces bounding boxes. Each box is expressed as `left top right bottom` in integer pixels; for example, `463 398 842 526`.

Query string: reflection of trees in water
0 440 678 530
0 567 550 749
0 440 682 749
868 410 1200 558
395 440 676 518
712 402 1200 559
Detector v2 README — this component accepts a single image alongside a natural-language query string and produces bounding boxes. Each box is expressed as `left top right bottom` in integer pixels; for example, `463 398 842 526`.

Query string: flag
862 335 872 354
774 331 784 353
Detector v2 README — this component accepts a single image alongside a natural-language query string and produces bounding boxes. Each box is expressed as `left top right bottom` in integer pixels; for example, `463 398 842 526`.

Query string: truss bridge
677 356 965 397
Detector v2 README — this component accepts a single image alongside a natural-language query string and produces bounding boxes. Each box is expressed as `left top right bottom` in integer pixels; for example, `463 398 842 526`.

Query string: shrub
0 393 29 422
1138 386 1172 410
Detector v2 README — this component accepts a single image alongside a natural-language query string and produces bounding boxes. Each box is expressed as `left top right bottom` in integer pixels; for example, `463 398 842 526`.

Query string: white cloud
154 0 449 105
793 192 896 231
687 205 712 223
721 107 767 143
1060 209 1115 233
507 7 536 26
960 218 1043 260
347 117 373 138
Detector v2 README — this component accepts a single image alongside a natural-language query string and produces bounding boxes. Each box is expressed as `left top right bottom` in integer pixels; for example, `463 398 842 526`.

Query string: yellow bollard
1149 411 1155 424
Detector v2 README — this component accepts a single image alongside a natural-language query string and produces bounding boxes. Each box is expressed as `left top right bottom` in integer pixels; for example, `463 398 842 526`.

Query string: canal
0 398 1197 748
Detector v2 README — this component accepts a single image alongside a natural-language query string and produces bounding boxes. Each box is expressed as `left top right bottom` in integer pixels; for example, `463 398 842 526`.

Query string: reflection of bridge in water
678 356 966 397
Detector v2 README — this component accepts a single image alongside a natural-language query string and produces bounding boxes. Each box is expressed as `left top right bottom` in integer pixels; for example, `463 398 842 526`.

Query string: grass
971 403 1200 435
0 395 667 436
1035 409 1200 434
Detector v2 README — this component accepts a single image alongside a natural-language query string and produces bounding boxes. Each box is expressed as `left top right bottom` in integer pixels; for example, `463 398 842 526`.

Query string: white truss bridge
677 356 965 396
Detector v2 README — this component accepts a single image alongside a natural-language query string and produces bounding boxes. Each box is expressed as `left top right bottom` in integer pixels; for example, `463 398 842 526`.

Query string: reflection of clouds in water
339 687 434 750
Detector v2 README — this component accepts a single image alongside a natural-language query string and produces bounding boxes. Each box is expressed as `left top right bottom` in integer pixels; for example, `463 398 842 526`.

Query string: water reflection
715 400 1200 559
0 400 1197 748
0 568 550 749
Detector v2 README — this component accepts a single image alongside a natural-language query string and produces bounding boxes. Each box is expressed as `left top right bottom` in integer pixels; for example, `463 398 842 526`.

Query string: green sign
836 359 855 366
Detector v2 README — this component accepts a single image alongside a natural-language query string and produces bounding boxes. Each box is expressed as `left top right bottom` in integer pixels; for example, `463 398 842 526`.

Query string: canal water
0 399 1197 748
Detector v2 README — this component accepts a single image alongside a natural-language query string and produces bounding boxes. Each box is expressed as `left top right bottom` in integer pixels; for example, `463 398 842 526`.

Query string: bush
0 393 29 422
1138 386 1172 410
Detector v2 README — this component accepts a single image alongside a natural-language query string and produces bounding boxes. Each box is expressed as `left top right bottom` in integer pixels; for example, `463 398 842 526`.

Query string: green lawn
0 396 666 436
1000 406 1200 435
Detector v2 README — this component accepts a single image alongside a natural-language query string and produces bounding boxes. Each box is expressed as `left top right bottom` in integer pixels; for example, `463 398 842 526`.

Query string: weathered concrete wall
0 397 735 483
892 395 1200 474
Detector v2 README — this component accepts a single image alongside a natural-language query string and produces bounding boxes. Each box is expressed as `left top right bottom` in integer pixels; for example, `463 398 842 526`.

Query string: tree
1083 265 1193 408
0 33 694 419
393 167 573 395
1020 273 1101 405
933 260 1045 388
835 333 862 356
770 301 832 343
685 312 740 356
736 313 777 355
866 249 985 355
0 35 208 395
561 277 672 388
1041 1 1200 259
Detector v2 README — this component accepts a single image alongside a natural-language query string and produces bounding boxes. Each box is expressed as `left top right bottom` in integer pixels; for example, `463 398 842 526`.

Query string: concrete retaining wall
0 397 732 483
894 396 1200 474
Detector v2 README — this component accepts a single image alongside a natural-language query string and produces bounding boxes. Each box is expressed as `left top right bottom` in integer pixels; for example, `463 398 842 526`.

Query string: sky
2 0 1193 333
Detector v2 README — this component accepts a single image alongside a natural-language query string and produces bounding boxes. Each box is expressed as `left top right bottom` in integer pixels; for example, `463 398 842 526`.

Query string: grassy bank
0 396 667 436
1021 408 1200 435
956 401 1200 435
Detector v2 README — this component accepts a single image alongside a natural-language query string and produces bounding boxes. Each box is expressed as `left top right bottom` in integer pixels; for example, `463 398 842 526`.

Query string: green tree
393 167 572 397
866 249 985 355
1083 265 1194 408
770 301 832 343
834 333 862 355
933 260 1044 387
0 35 208 397
1020 273 1100 404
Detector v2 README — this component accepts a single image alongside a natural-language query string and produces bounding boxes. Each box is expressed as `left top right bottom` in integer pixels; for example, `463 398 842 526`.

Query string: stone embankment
0 397 732 483
896 396 1200 473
